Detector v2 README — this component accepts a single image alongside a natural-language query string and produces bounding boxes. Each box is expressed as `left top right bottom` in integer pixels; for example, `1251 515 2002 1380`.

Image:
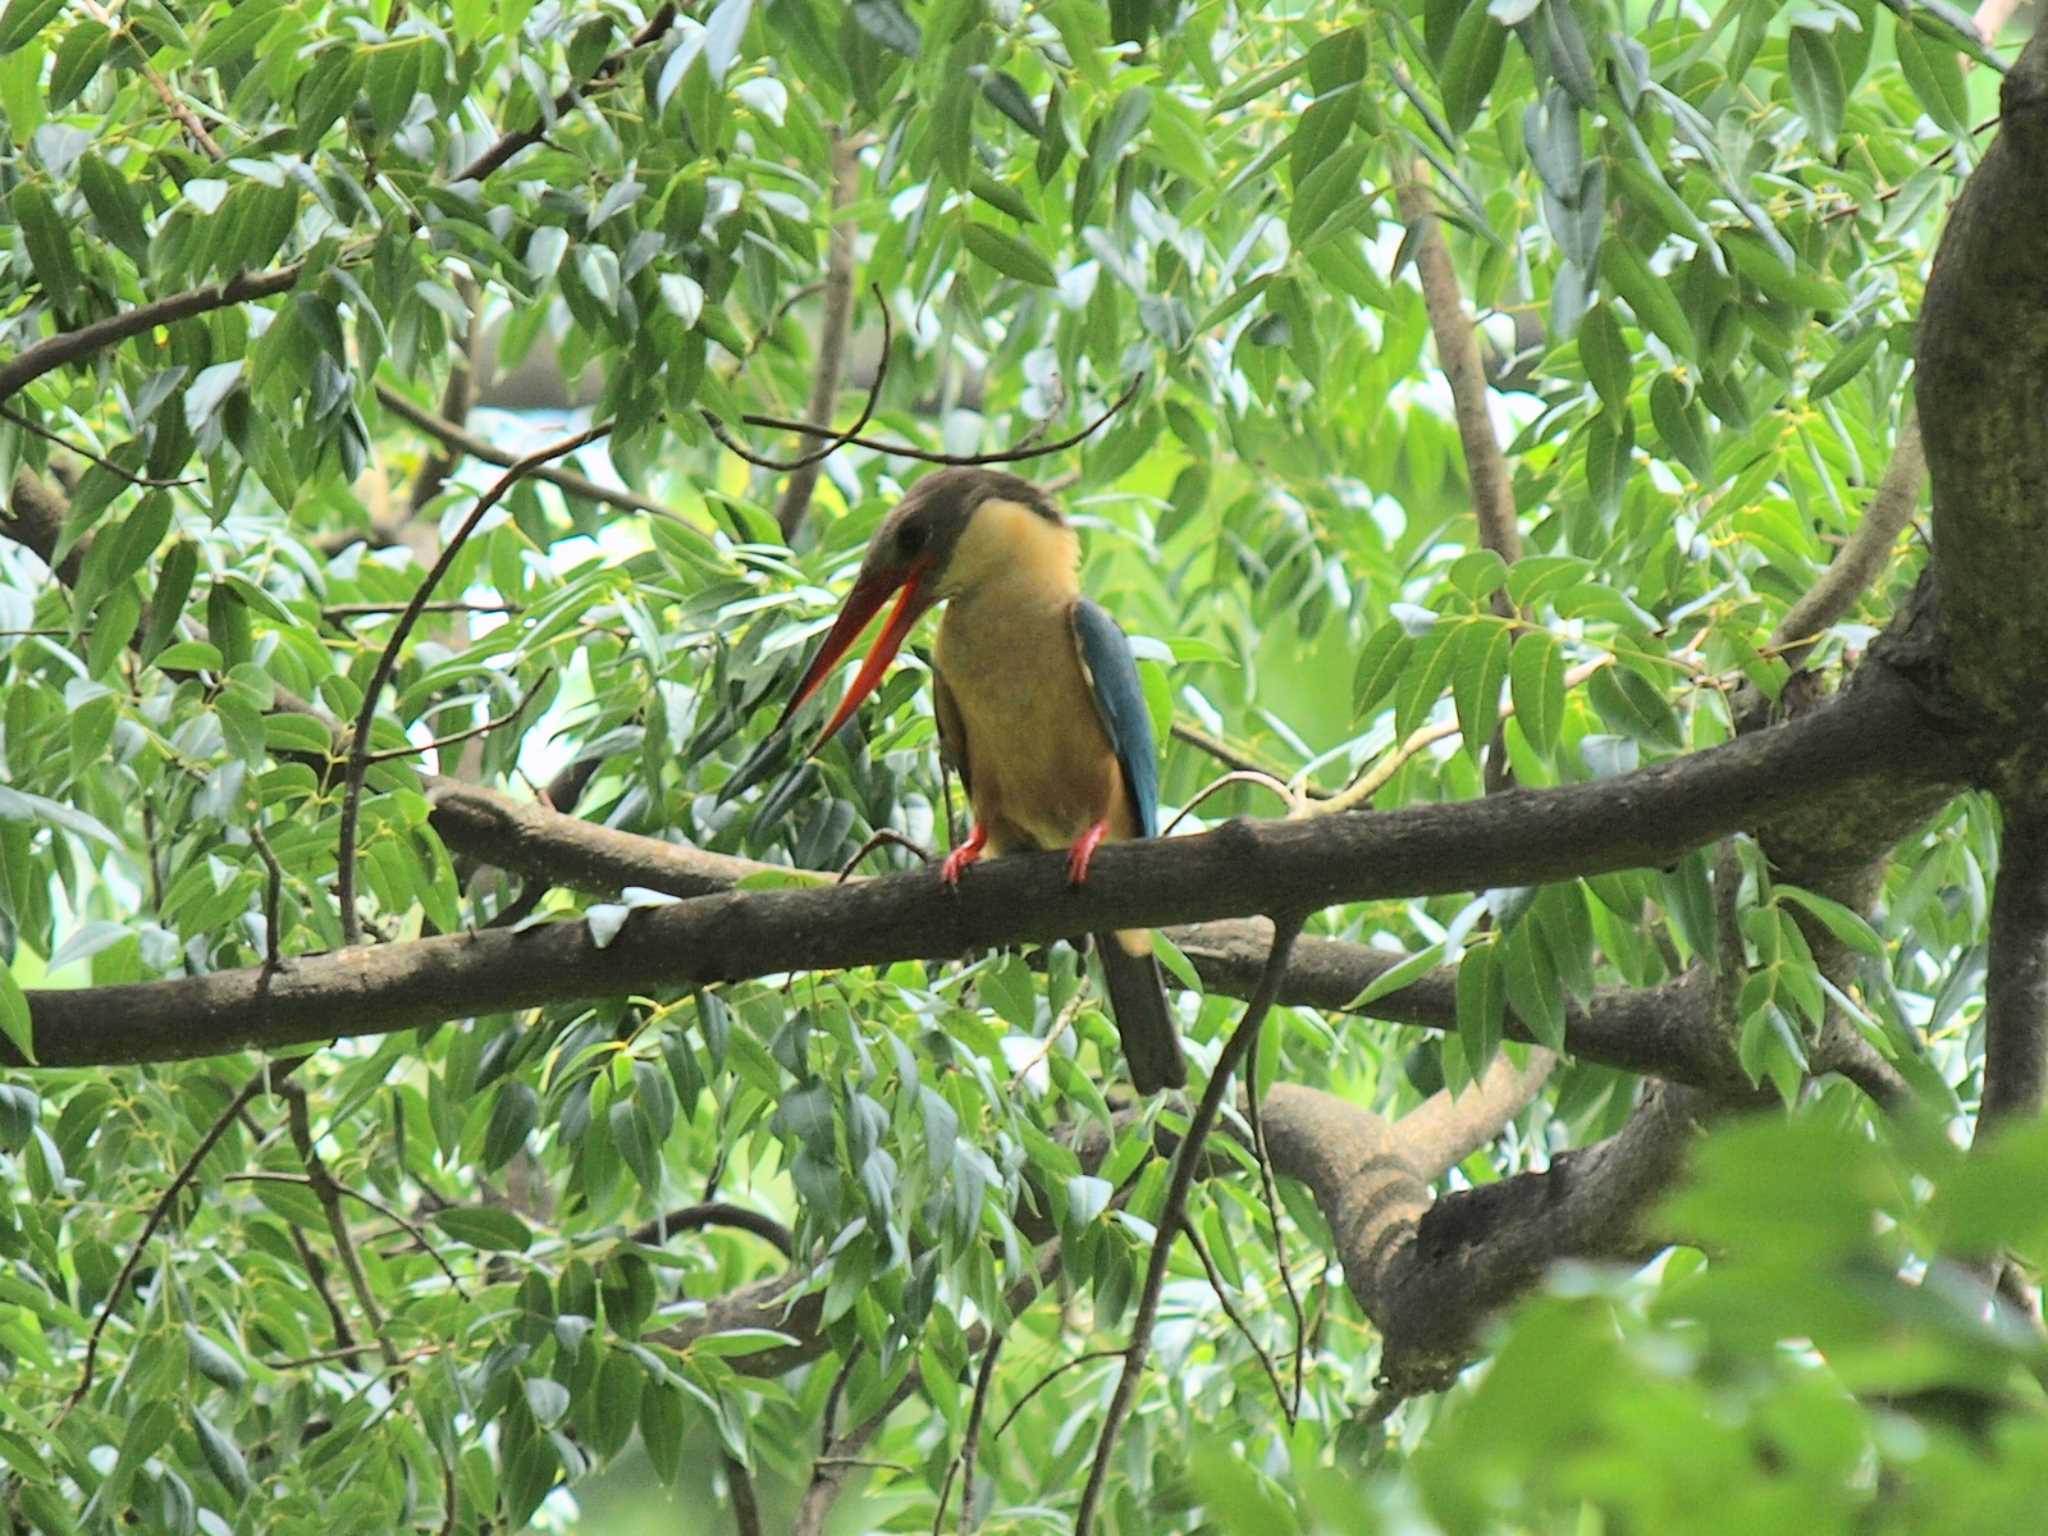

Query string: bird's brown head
775 468 1063 746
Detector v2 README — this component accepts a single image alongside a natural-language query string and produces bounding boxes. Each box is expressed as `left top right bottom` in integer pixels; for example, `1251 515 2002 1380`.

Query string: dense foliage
1 0 2042 1532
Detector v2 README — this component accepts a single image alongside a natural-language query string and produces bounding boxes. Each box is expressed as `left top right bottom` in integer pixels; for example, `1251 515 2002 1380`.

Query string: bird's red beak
776 562 933 749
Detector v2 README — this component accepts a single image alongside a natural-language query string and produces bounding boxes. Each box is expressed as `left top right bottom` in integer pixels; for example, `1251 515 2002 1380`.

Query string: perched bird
775 467 1185 1092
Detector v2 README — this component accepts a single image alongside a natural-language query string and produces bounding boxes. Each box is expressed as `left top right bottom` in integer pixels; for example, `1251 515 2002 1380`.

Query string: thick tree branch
1916 30 2048 721
1262 1073 1708 1396
1980 804 2048 1141
427 781 1772 1089
4 469 81 584
0 266 302 406
775 130 862 541
1770 412 1926 673
1397 1046 1556 1176
1395 172 1521 567
15 665 1964 1069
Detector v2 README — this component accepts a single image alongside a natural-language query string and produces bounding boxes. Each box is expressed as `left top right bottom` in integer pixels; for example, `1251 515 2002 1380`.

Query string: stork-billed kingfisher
776 467 1185 1093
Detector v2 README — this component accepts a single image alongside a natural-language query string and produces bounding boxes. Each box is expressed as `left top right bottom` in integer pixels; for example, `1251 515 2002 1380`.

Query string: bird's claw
940 825 989 888
1066 819 1110 887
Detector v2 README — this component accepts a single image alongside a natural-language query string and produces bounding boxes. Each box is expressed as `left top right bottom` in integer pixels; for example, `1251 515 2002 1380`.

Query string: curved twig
1161 769 1301 836
336 424 611 945
0 404 199 487
1074 914 1305 1534
362 668 553 765
702 287 891 475
732 373 1147 469
63 1060 302 1416
626 1201 794 1257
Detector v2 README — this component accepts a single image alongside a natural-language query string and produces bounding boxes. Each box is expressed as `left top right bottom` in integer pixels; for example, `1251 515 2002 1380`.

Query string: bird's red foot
940 823 989 887
1066 819 1110 887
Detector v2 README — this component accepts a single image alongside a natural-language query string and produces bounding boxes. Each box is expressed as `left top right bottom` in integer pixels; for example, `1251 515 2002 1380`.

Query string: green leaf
961 222 1057 287
969 174 1036 224
932 51 976 190
1895 19 1970 137
1648 374 1712 480
1786 25 1845 159
432 1205 533 1251
1347 942 1447 1009
153 639 225 673
0 0 64 54
1500 922 1565 1049
1809 327 1885 401
1776 885 1884 958
1287 140 1370 245
1588 663 1684 751
1152 930 1203 995
184 1324 248 1393
1600 237 1697 358
686 1327 802 1357
194 0 280 70
1073 86 1151 228
1720 229 1839 310
11 182 78 316
1455 940 1506 1072
1439 6 1507 135
1393 619 1464 742
482 1081 539 1171
1354 620 1413 717
1451 619 1512 764
1577 302 1631 412
0 966 32 1065
1508 629 1566 759
1288 82 1358 184
850 0 920 56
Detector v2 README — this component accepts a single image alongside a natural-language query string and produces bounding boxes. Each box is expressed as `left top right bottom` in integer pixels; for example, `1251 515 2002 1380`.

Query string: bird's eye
897 524 928 558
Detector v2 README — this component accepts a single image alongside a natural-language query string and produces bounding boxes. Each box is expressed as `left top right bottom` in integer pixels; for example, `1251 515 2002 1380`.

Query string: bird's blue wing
1070 598 1160 840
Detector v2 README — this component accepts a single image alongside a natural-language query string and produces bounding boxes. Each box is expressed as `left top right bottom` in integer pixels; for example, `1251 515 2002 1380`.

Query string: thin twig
727 1454 764 1536
626 1201 794 1257
226 1172 470 1295
732 373 1147 468
288 1223 357 1352
932 1330 1004 1536
1183 1220 1292 1420
0 265 304 406
1074 915 1305 1534
1768 412 1926 673
1303 655 1612 819
323 599 520 620
362 667 552 764
1242 1057 1307 1422
337 424 610 945
372 383 700 531
1170 722 1332 798
703 290 891 474
79 0 223 159
836 828 933 883
0 404 199 487
283 1082 399 1367
63 1060 301 1416
1006 987 1089 1094
454 5 679 183
1160 769 1302 835
990 1349 1127 1442
247 823 285 972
